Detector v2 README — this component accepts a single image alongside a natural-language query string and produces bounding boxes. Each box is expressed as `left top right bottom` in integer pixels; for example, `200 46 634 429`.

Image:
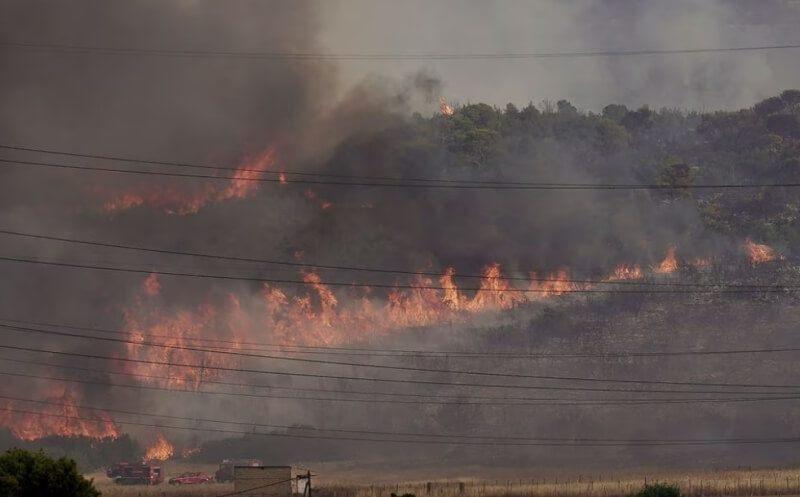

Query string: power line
4 408 800 447
3 403 800 447
5 154 800 191
0 253 793 295
3 315 800 359
217 478 297 497
2 355 793 407
0 341 787 395
7 143 800 191
2 394 793 443
0 144 518 185
2 41 800 60
3 322 798 391
0 228 766 289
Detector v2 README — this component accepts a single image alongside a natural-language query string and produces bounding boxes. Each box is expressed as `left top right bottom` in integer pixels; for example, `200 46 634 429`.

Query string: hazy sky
320 0 800 111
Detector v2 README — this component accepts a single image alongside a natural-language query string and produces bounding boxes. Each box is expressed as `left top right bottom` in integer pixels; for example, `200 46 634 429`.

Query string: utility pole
300 470 313 497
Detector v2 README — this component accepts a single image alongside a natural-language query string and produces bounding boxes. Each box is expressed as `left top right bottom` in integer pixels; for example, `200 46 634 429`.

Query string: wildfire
3 236 782 443
655 246 678 274
305 189 332 210
123 300 239 389
744 238 783 263
145 431 174 461
608 264 643 281
438 96 454 116
124 261 639 359
181 446 200 459
0 387 119 440
529 270 584 298
101 147 278 215
143 273 161 296
119 238 776 391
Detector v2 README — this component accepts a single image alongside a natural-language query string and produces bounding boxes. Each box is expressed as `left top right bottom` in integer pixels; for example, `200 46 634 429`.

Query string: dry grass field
91 464 800 497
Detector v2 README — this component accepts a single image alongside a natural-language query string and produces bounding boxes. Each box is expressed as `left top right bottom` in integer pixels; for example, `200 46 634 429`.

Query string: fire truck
107 462 164 485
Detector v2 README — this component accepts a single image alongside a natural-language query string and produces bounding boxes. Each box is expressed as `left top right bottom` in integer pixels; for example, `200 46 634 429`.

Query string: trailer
215 458 263 483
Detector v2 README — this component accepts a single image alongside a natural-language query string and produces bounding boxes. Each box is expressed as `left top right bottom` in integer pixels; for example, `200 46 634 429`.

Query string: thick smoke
1 0 800 475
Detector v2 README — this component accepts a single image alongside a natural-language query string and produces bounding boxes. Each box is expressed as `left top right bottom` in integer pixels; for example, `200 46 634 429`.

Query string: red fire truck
107 462 164 485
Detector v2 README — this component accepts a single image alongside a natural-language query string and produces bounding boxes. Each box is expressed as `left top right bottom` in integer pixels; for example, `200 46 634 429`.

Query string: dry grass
92 465 800 497
316 467 800 497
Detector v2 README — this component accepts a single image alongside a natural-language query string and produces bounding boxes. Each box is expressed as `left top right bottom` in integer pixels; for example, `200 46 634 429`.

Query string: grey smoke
0 0 800 474
321 0 800 111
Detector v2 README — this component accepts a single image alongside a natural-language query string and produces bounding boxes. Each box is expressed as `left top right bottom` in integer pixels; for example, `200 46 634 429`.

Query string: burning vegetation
0 388 119 441
743 238 784 264
439 96 455 116
145 431 174 461
117 241 771 389
101 147 278 215
2 0 800 466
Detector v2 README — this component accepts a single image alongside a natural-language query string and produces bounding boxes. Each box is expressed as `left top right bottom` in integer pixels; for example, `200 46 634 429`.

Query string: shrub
0 448 100 497
634 482 682 497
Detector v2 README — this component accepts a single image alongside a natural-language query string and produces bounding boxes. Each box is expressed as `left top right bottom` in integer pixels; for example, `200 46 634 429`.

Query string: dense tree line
301 90 800 273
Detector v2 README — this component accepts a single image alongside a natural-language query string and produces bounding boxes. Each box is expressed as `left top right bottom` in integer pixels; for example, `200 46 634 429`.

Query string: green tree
656 162 695 199
602 103 629 122
0 448 100 497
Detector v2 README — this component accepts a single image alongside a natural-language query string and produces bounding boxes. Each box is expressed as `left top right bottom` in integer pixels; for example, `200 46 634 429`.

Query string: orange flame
438 96 454 116
117 242 733 388
529 269 585 298
608 264 643 281
655 246 678 274
145 431 174 461
143 273 161 296
744 238 783 263
466 263 527 311
104 193 144 213
0 387 120 440
123 303 239 389
102 147 277 215
181 446 200 459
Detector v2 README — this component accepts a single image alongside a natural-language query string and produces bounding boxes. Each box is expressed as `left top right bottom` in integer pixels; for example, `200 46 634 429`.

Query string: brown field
91 463 800 497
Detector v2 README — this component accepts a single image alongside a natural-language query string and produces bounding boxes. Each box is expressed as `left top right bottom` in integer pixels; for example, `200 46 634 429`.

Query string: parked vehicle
215 458 263 483
107 462 164 485
169 471 215 485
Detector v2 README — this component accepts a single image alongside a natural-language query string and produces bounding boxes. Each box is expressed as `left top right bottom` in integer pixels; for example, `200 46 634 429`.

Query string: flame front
655 247 678 274
145 431 174 461
744 238 783 263
121 242 767 377
438 96 454 116
1 237 776 441
143 273 161 296
101 147 277 215
124 303 238 389
608 264 643 281
0 387 119 440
